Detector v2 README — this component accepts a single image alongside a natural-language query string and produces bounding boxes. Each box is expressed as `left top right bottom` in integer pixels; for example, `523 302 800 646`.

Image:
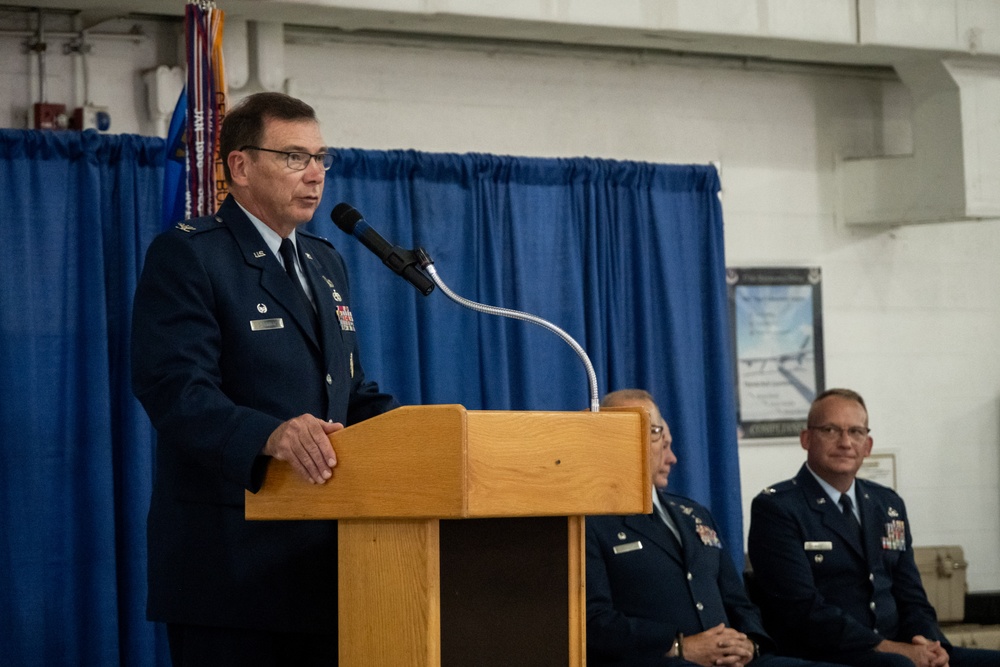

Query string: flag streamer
183 0 228 220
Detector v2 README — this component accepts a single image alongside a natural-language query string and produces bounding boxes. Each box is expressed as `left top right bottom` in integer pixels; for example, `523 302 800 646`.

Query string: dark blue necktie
839 494 862 541
279 238 318 333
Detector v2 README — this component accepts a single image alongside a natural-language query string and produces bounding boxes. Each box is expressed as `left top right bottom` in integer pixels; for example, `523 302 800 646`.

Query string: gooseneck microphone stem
331 202 600 411
421 259 600 413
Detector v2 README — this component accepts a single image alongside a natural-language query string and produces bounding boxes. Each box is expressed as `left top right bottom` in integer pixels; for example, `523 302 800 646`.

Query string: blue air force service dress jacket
587 490 772 666
131 195 398 633
747 465 945 662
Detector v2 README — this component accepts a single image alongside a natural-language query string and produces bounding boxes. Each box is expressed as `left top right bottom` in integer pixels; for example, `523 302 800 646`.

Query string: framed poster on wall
726 267 824 439
858 453 896 489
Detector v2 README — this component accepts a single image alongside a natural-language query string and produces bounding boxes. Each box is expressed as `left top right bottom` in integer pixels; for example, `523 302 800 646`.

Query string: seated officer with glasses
748 388 999 667
587 389 842 667
132 92 398 666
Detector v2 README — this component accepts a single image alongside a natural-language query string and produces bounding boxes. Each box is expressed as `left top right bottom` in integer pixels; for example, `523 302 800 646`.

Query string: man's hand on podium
264 415 343 484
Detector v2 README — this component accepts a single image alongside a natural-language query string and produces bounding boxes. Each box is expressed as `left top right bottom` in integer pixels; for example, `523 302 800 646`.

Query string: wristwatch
666 632 684 659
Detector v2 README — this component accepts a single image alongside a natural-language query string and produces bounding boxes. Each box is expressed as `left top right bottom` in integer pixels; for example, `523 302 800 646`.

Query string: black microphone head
331 202 364 234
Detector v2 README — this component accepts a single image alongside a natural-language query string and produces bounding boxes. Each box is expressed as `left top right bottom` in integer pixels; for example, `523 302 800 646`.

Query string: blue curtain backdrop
0 129 168 666
0 133 739 666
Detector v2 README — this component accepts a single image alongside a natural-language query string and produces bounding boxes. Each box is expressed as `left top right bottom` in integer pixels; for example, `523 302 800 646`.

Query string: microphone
331 203 435 296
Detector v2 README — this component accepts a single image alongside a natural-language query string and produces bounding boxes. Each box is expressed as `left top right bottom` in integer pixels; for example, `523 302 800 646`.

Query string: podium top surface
245 404 650 520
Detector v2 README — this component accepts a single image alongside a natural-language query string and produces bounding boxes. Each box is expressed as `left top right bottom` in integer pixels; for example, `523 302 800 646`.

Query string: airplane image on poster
727 268 824 439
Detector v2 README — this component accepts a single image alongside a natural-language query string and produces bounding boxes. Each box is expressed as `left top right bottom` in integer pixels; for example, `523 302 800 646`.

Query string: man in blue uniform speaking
748 388 999 667
131 92 398 666
586 389 841 667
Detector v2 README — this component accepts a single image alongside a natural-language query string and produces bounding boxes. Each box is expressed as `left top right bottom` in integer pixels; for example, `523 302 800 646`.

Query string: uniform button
687 572 693 580
874 629 880 635
326 374 333 385
696 602 704 611
869 573 875 581
870 602 876 610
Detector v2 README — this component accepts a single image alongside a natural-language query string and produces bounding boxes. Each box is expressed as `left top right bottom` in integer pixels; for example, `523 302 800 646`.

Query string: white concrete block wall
780 220 1000 590
2 18 1000 589
256 34 1000 591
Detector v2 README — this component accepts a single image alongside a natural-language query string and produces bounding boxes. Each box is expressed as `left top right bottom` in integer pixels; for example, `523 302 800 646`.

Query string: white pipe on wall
71 15 84 109
224 16 249 89
251 21 284 92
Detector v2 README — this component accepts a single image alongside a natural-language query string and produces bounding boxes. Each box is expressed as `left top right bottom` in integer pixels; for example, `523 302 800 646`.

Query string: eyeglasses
650 425 665 442
808 425 870 443
240 145 334 171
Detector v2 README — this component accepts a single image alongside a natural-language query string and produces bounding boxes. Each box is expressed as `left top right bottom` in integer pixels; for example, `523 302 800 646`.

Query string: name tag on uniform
250 318 284 331
804 541 833 551
613 541 643 555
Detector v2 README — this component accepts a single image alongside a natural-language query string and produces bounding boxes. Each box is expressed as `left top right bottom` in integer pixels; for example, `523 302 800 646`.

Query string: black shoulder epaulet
298 228 335 249
169 215 223 237
857 477 900 498
757 479 796 496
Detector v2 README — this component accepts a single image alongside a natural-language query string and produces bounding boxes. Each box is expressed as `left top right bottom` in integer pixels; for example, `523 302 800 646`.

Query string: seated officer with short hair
748 388 1000 667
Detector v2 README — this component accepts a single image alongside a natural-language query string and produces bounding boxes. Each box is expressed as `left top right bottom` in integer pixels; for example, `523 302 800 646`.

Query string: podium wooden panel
246 405 649 666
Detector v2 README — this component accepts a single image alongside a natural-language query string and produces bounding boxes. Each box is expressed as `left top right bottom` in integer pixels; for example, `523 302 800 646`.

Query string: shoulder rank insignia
176 222 196 232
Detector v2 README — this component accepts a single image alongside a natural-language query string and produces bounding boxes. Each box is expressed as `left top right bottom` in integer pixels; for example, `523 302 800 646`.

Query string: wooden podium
245 404 650 666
